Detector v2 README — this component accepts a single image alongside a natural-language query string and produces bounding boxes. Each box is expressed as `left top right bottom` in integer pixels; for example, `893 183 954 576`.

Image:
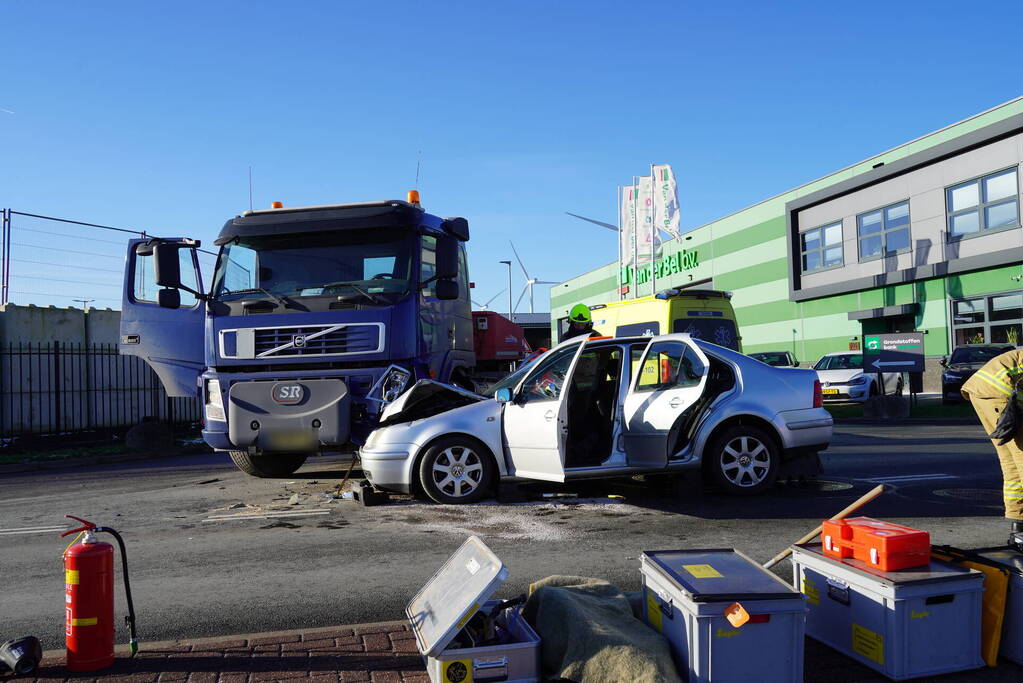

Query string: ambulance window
635 342 705 392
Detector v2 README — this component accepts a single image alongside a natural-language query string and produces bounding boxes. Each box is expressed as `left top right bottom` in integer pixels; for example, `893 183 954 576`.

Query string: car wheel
419 436 495 504
708 426 779 496
228 451 308 478
868 382 879 397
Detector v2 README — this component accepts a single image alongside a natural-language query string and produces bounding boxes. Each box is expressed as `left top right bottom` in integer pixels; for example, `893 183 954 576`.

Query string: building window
946 167 1019 238
951 292 1023 346
858 201 910 261
800 221 843 272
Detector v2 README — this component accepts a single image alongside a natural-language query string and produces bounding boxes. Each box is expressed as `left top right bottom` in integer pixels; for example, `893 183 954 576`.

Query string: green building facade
552 98 1023 392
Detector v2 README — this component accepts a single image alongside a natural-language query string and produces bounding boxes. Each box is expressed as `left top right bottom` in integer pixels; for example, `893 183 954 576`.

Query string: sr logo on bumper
272 382 305 405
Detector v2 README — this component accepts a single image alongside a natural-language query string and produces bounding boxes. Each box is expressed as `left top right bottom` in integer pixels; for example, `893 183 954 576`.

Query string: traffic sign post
863 332 924 401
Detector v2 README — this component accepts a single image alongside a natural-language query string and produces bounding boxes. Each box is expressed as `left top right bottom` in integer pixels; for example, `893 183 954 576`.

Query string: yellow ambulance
573 288 742 352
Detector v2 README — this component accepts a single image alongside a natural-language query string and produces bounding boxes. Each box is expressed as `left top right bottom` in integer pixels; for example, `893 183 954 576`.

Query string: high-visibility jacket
961 350 1023 401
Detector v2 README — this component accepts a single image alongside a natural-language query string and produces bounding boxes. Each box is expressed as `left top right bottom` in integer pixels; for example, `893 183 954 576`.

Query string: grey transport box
640 548 807 682
974 547 1023 666
791 543 985 680
406 536 540 683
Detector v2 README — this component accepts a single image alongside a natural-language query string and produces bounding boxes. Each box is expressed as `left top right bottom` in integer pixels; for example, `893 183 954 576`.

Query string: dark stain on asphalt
317 520 350 529
260 521 300 530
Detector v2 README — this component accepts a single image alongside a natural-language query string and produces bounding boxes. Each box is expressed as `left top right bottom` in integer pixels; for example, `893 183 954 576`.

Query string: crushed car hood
377 380 486 427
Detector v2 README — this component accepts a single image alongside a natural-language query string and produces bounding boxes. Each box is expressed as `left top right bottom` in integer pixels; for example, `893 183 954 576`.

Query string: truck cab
119 197 473 477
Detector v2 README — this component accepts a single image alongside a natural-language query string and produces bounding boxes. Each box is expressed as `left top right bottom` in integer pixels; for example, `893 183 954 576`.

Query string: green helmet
569 304 592 324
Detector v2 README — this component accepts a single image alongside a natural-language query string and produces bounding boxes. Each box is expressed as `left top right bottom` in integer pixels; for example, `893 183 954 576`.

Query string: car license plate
822 388 839 395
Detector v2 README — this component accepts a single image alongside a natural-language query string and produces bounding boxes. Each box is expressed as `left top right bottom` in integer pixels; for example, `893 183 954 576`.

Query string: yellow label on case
454 603 478 630
852 623 885 665
801 577 820 605
71 617 97 626
683 564 723 578
645 591 663 632
65 569 79 585
444 659 472 683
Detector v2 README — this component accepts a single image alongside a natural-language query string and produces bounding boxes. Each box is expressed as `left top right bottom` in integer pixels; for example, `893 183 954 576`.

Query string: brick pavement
4 622 428 683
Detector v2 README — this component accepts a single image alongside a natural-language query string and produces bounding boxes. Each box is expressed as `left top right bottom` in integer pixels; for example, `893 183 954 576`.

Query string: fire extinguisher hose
94 527 139 654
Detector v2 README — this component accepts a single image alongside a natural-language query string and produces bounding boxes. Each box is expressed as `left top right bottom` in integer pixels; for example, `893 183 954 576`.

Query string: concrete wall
0 304 120 346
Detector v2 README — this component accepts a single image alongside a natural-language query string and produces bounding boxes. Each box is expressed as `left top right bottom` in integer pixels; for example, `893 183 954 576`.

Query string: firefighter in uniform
961 349 1023 552
561 304 599 341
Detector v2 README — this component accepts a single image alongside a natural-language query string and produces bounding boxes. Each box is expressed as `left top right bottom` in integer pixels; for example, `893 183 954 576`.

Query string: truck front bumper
221 378 351 451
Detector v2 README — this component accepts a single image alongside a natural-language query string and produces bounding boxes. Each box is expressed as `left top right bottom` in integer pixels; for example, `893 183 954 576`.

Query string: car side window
521 347 577 402
635 342 705 392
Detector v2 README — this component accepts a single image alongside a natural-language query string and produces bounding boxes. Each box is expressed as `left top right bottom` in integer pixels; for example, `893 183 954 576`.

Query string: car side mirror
435 279 459 300
494 388 513 403
157 288 181 309
153 243 183 289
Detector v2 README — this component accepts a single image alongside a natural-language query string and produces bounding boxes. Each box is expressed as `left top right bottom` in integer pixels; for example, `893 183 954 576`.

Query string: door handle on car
544 410 555 422
669 397 682 409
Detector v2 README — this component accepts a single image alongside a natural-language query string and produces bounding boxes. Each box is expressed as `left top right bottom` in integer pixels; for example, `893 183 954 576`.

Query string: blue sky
2 1 1022 311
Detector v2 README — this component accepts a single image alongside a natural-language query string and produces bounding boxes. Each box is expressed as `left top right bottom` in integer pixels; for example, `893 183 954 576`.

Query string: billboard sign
862 332 924 373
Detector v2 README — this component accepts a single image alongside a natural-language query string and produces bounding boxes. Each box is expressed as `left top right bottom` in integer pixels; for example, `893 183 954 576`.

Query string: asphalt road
2 422 1021 681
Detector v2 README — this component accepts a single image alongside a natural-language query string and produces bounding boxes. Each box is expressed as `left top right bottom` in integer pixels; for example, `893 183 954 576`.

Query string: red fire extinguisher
61 515 139 672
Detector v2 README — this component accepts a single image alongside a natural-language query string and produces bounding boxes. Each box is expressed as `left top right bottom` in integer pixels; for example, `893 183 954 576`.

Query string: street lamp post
499 260 512 322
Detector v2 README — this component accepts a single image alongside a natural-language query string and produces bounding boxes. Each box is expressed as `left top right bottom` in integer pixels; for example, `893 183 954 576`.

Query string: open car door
502 340 588 482
622 337 710 467
119 238 206 397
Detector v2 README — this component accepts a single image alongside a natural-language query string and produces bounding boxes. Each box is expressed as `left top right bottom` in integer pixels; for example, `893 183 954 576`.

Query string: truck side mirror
157 288 181 309
435 235 459 280
153 243 183 289
435 279 459 300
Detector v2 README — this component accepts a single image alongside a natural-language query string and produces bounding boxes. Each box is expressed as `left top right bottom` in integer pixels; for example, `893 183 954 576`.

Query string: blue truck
119 194 474 477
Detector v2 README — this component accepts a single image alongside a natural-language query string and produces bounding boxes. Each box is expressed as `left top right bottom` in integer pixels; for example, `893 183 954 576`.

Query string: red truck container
821 517 930 572
473 311 531 367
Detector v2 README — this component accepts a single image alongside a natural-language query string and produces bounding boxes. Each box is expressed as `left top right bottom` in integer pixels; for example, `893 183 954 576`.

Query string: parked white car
360 333 833 503
813 351 904 402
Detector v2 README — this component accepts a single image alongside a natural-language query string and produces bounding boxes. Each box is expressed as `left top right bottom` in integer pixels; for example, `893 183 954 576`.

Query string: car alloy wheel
719 436 771 488
430 445 485 499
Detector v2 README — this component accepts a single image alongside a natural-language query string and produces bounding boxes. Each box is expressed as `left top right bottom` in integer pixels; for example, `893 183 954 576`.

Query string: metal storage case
407 536 539 683
791 543 985 680
974 547 1023 665
640 548 806 682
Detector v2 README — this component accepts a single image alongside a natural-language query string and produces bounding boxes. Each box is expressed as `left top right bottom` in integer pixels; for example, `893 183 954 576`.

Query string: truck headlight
205 378 226 422
381 367 412 402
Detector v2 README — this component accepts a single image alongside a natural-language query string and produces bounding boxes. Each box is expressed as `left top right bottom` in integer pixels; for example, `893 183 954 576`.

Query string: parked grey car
360 333 832 503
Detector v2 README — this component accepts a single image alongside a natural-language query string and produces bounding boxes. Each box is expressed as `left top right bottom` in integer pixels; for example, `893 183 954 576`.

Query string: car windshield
211 228 415 305
751 352 788 366
815 354 863 370
483 356 541 397
950 346 1011 364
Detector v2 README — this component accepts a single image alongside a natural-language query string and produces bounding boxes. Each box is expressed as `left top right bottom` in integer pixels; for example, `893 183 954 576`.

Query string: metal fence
0 342 201 438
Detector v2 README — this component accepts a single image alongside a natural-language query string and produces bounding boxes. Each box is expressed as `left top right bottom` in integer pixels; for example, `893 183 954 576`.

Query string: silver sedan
360 333 832 504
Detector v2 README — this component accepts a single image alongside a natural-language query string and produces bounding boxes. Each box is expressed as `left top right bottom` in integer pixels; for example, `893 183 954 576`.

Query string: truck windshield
211 228 415 304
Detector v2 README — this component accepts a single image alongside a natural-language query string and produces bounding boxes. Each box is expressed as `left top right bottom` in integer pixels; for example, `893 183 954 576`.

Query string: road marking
202 509 332 523
862 474 956 483
0 525 68 536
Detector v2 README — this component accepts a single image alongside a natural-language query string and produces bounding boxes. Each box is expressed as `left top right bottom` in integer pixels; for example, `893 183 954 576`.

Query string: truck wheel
419 436 495 504
707 425 778 496
228 451 308 478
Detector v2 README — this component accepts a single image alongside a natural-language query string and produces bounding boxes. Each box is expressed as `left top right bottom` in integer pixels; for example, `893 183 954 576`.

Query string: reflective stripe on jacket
961 350 1023 401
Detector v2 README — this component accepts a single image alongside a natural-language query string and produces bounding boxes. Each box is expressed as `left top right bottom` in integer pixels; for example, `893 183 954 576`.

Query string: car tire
419 436 495 504
868 382 879 397
228 451 308 478
707 425 779 496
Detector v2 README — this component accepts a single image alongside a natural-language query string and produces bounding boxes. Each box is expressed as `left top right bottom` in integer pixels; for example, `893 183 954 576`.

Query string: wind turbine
471 289 505 311
509 242 559 315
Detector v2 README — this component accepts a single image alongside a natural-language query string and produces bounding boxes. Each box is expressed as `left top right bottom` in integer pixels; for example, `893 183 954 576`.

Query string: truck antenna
248 166 253 212
415 150 422 190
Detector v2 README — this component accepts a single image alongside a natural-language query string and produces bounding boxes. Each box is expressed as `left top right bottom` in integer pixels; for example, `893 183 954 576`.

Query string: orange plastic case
821 517 930 571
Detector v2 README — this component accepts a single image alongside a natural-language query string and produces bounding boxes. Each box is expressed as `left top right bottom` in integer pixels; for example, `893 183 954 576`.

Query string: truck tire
707 425 778 496
229 451 308 478
418 436 495 504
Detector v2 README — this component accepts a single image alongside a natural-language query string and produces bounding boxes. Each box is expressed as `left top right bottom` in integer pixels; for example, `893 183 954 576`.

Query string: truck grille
253 323 383 358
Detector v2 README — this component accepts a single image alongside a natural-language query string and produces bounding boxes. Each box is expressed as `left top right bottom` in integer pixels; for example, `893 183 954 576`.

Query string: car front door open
502 341 588 482
623 339 710 467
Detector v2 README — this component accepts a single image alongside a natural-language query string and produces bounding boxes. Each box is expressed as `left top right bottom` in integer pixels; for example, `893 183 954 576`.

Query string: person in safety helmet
962 348 1023 553
562 304 600 341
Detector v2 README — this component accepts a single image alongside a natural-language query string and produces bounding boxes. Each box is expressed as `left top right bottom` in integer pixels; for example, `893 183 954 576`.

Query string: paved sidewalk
8 622 426 683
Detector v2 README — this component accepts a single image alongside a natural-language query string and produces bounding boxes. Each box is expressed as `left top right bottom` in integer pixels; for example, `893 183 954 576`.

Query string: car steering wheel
369 273 395 279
